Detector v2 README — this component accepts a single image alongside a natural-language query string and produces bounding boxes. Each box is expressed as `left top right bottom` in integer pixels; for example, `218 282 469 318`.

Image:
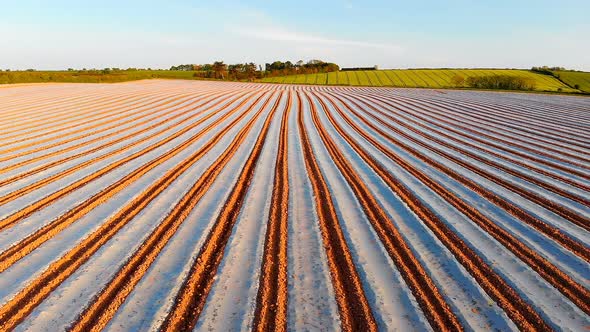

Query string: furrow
65 91 277 332
0 91 272 331
363 92 590 180
252 92 291 332
292 91 377 332
159 92 283 332
305 92 463 331
385 93 590 166
0 88 203 151
0 91 263 270
0 88 167 139
323 92 590 314
329 91 590 260
0 91 242 200
312 92 553 330
356 93 590 193
0 90 202 159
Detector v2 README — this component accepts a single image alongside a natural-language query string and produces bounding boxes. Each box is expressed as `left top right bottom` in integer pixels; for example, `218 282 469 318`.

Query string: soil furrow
0 91 264 271
290 91 377 332
0 82 587 331
329 92 590 260
0 85 195 130
0 89 203 152
319 91 590 317
360 91 590 179
159 92 283 332
0 91 243 200
419 95 590 146
357 93 590 193
0 89 136 125
380 93 590 167
65 92 279 332
311 92 553 330
0 91 273 332
0 91 203 159
305 92 463 331
0 88 168 139
251 92 291 332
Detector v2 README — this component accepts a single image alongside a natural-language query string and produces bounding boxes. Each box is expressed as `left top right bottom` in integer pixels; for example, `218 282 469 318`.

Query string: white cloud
232 25 403 53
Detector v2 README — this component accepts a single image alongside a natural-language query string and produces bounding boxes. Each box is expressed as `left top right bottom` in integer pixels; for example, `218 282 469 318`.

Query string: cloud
230 24 403 53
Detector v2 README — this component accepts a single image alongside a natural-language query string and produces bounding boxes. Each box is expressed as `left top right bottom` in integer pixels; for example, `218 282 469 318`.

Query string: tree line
451 74 535 91
264 59 339 77
531 66 566 75
169 59 339 81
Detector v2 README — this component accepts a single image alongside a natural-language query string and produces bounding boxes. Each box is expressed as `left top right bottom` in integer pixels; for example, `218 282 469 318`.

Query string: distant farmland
0 70 200 84
554 71 590 92
0 81 589 331
261 69 581 93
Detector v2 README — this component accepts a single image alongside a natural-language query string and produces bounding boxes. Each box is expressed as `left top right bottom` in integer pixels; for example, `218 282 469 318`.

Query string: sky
1 0 589 71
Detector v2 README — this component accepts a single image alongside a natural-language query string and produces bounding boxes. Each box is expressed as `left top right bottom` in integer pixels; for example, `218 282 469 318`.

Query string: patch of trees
169 59 339 81
462 75 535 91
531 66 565 75
190 61 259 81
170 64 196 71
264 60 339 77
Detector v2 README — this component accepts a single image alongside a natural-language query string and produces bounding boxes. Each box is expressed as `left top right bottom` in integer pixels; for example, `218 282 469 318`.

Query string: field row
261 69 580 92
0 81 588 331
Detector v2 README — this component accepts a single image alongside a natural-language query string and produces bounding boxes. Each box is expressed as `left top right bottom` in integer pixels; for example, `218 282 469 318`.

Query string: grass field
0 81 588 331
3 69 587 94
261 69 582 93
0 70 201 84
554 71 590 92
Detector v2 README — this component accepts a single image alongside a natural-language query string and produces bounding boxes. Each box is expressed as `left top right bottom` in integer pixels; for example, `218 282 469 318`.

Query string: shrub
466 75 535 91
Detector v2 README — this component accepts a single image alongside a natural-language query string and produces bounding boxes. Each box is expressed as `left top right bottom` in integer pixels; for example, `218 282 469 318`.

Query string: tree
212 61 227 79
244 62 257 81
228 63 242 80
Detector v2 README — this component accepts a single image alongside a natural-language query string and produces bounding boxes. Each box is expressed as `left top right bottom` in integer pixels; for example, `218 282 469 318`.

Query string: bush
466 75 535 91
450 74 465 87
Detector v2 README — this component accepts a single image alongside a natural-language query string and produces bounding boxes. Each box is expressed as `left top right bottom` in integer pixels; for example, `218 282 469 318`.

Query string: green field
3 68 587 94
261 69 582 93
553 71 590 92
0 70 202 84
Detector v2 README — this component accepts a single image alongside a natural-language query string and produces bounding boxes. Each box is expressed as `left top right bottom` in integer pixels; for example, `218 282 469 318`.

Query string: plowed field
0 80 588 331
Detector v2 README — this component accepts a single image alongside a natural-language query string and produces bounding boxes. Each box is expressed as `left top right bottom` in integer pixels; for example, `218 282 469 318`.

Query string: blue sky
1 0 589 70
